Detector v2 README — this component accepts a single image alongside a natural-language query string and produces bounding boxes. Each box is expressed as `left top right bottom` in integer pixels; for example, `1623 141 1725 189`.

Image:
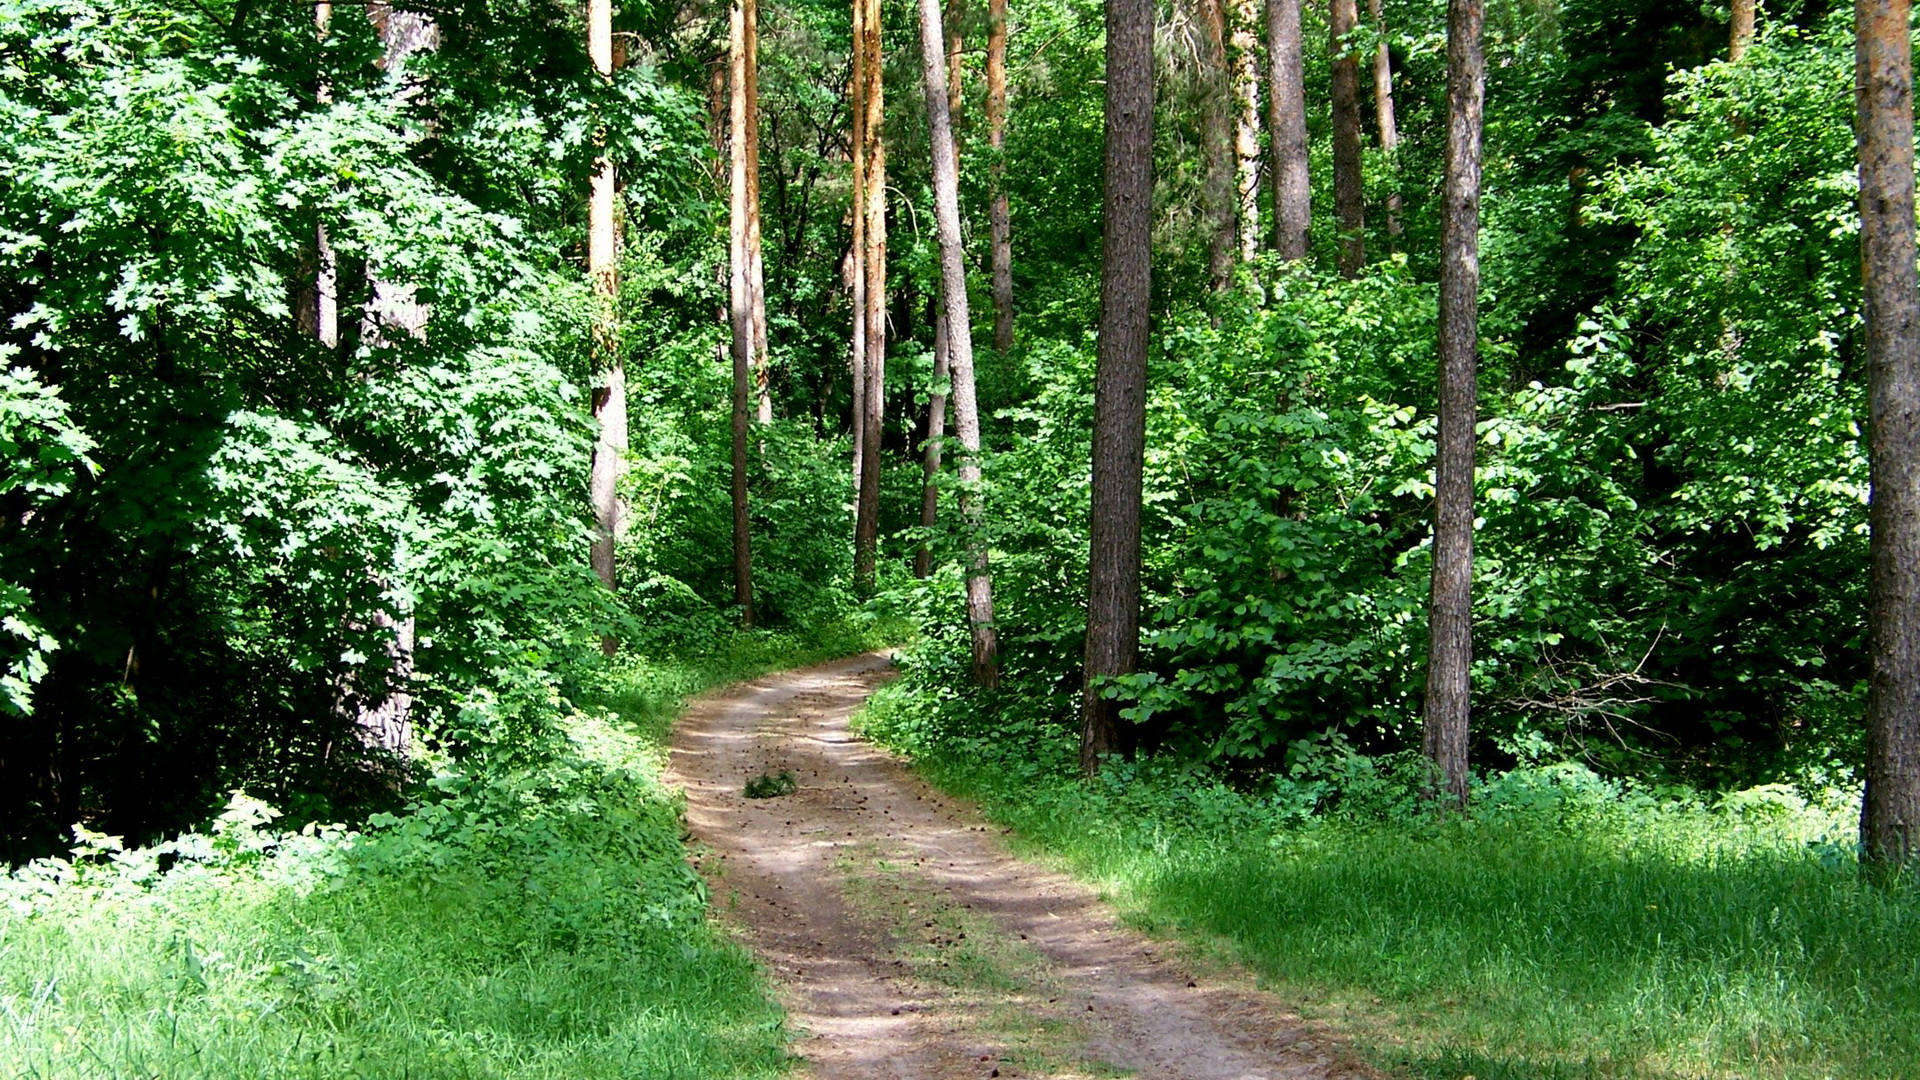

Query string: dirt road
667 653 1378 1080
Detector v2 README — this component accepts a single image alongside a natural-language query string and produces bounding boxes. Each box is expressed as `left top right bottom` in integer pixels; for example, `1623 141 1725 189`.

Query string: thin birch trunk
917 299 950 579
1368 0 1402 242
918 0 1000 684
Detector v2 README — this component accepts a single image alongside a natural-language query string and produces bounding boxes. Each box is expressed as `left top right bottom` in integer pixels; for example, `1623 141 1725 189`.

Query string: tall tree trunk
344 1 435 753
747 0 773 426
1328 0 1365 276
589 0 623 612
729 0 758 625
1422 0 1483 810
301 1 340 350
853 0 888 594
1081 0 1153 774
1200 0 1236 292
1731 0 1755 60
921 0 965 580
1368 0 1401 242
1858 0 1920 870
987 0 1014 351
850 2 868 500
1230 0 1261 263
918 298 950 579
918 0 1001 684
1266 0 1309 259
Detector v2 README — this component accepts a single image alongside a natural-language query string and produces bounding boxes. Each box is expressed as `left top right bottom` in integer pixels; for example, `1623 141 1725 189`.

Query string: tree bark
1081 0 1153 774
853 0 888 594
918 0 1001 683
1266 0 1309 260
850 0 868 500
1731 0 1755 61
1230 0 1261 264
301 1 340 350
1858 0 1920 870
987 0 1013 351
730 0 758 625
1328 0 1365 276
918 297 950 579
1422 0 1483 810
1200 0 1236 292
748 0 773 426
1368 0 1401 242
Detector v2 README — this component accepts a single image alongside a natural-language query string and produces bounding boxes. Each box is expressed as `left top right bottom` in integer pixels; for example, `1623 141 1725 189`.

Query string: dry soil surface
667 652 1382 1080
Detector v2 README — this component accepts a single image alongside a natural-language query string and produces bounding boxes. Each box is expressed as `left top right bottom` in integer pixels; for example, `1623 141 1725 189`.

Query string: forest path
667 652 1380 1080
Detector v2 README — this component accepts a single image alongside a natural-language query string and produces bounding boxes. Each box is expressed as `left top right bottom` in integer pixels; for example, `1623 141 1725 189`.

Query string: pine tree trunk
747 0 773 426
987 0 1014 351
1423 0 1483 810
918 0 1001 684
1200 0 1236 292
850 4 868 500
1368 0 1402 242
1081 0 1153 774
1230 0 1261 264
1328 0 1365 276
730 0 758 625
1731 0 1755 60
1266 0 1309 260
853 0 888 594
1858 0 1920 870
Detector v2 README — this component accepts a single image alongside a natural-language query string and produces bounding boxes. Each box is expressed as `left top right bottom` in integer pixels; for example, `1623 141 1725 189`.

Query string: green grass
857 680 1920 1080
0 619 903 1080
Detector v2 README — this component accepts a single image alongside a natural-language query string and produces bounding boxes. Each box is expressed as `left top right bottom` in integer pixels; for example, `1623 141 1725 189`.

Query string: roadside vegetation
859 660 1917 1080
0 621 898 1080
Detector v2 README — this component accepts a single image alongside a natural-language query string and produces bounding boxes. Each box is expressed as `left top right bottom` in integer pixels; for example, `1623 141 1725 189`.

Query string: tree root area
668 652 1382 1080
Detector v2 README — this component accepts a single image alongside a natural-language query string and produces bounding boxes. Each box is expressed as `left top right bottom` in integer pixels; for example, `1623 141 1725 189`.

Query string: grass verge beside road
856 674 1920 1080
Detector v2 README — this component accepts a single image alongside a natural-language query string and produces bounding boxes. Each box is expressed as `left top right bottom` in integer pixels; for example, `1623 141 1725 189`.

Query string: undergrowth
856 651 1920 1080
0 617 902 1080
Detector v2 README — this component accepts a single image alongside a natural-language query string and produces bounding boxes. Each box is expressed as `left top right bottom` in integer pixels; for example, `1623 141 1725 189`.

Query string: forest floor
668 652 1382 1080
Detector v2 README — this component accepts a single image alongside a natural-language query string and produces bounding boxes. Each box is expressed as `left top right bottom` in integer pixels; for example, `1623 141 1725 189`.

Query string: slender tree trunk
850 6 868 500
1230 0 1261 264
1081 0 1153 774
1422 0 1483 810
987 0 1014 351
921 1 965 580
918 0 1001 684
589 0 622 609
853 0 889 594
729 0 758 625
1200 0 1236 292
1858 0 1920 870
918 298 950 579
1266 0 1309 259
1328 0 1365 275
747 0 773 426
1368 0 1401 242
301 1 340 350
1731 0 1755 60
